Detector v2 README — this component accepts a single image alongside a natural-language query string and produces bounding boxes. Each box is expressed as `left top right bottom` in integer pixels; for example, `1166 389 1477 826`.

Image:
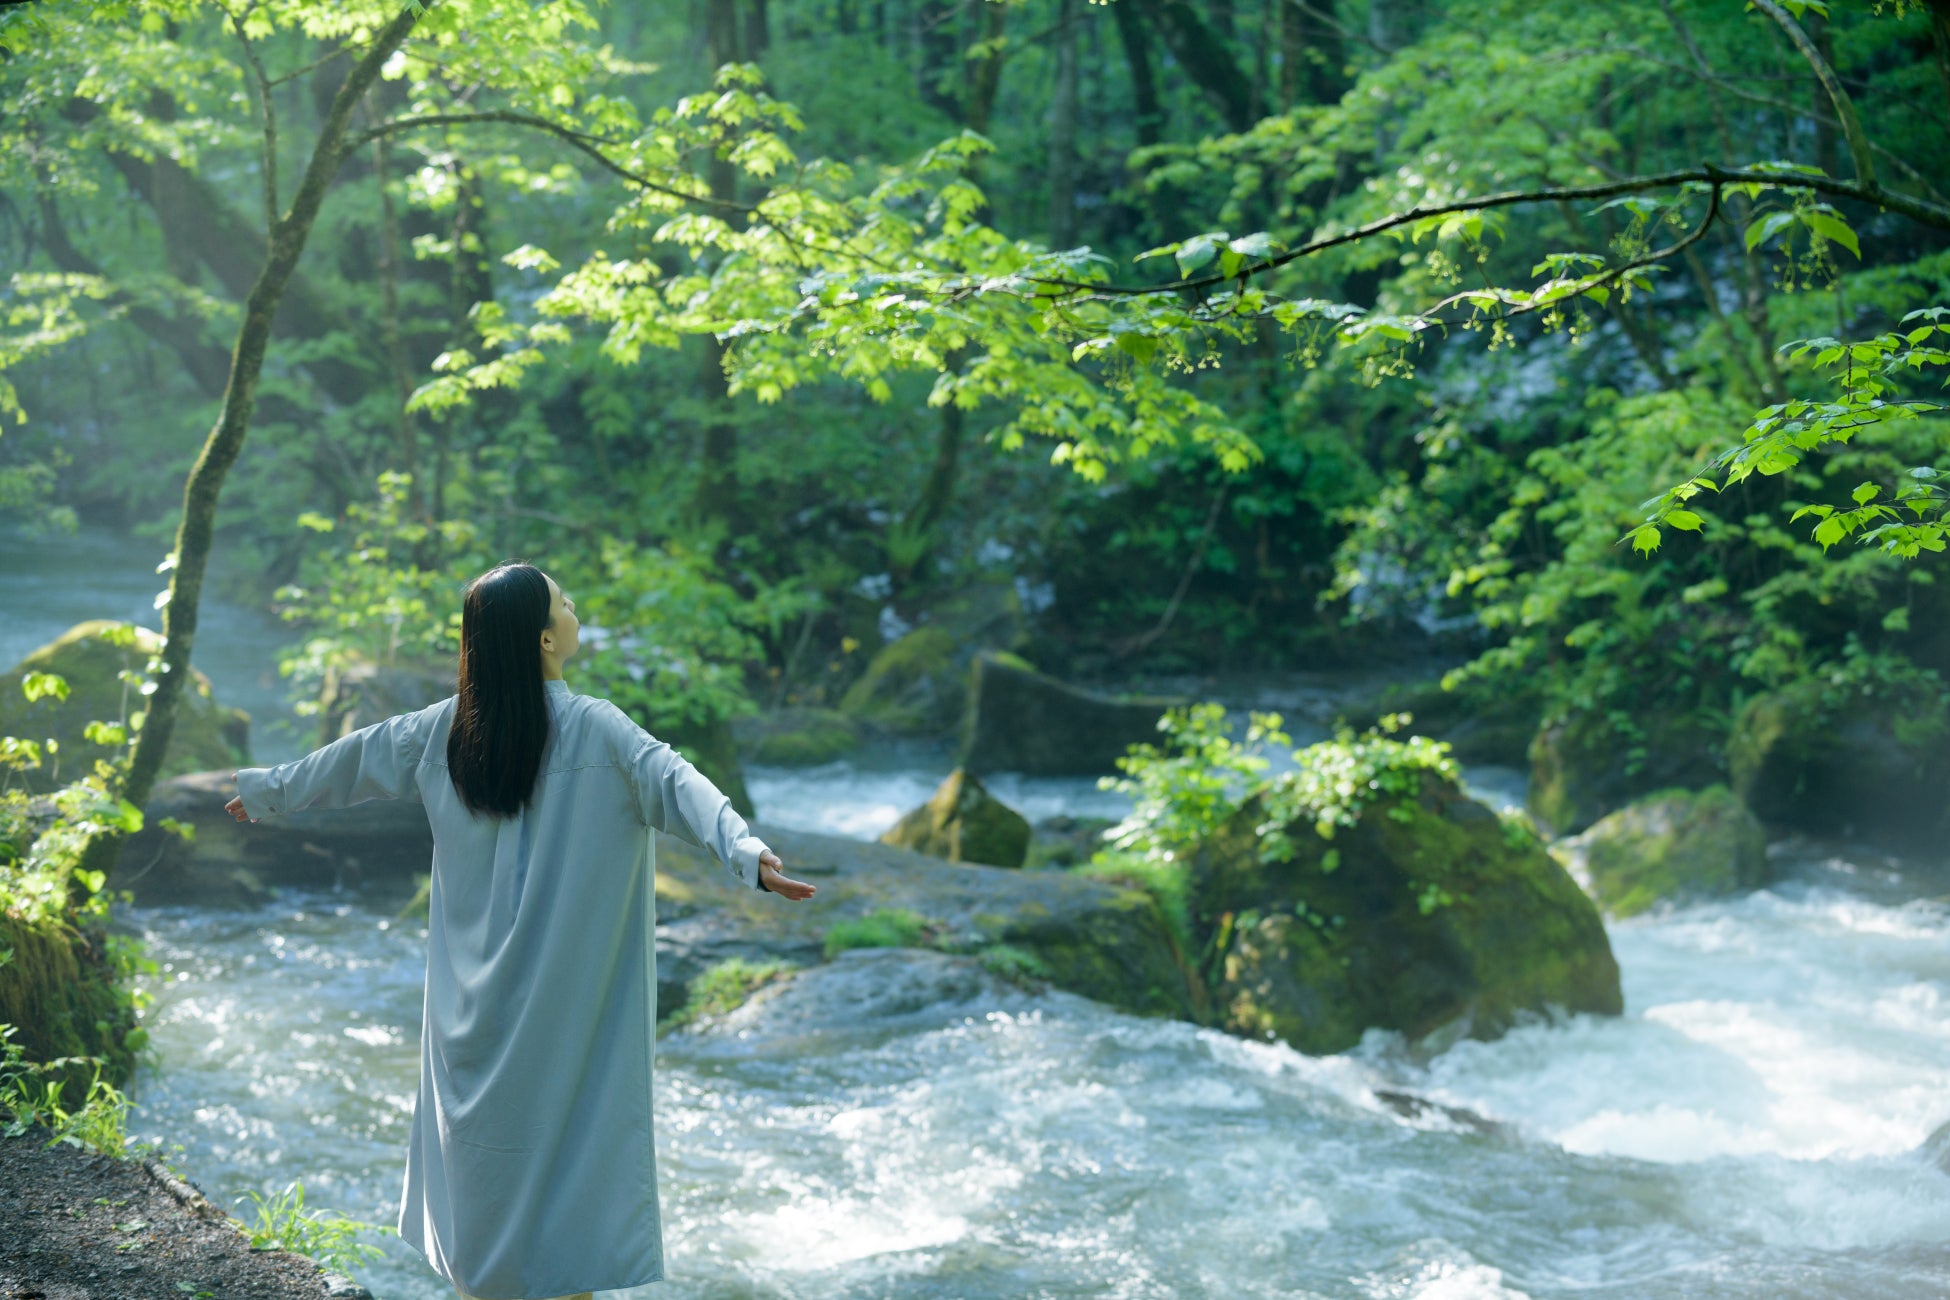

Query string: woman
224 561 815 1300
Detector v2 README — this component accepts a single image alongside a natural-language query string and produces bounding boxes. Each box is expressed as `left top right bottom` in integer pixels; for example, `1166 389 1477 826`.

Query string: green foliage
0 1022 138 1157
1257 715 1461 859
1095 703 1289 861
272 471 482 714
659 956 793 1033
235 1180 392 1274
821 907 935 959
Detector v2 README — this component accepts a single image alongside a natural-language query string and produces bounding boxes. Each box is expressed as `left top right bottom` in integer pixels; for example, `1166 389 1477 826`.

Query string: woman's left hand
224 794 255 823
757 848 815 901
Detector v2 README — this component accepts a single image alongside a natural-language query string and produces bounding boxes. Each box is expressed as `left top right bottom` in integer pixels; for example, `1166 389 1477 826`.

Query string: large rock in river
879 767 1031 867
1528 707 1723 835
1551 785 1768 917
1729 679 1950 852
2 621 248 793
1190 772 1621 1055
960 652 1189 776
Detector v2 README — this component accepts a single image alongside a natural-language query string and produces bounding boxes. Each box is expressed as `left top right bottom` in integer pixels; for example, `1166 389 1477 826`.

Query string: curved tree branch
1749 0 1877 189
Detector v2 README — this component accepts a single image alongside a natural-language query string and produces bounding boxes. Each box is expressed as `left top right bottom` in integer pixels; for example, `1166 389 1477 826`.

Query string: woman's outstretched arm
626 729 814 900
228 707 435 820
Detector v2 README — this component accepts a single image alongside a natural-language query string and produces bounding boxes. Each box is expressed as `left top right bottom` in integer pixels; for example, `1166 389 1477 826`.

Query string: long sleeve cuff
235 766 281 820
735 834 769 890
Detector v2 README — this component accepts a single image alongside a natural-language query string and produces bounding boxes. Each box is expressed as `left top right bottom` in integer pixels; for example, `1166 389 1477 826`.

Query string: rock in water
960 652 1188 776
880 767 1031 867
1 620 248 793
1189 772 1621 1055
1527 707 1723 835
1730 679 1950 853
1552 785 1768 917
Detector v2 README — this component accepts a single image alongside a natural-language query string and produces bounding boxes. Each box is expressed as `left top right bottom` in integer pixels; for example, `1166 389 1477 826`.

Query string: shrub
821 907 934 958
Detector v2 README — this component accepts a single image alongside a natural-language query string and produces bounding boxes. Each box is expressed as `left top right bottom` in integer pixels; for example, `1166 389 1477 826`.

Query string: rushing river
120 771 1950 1300
13 526 1949 1296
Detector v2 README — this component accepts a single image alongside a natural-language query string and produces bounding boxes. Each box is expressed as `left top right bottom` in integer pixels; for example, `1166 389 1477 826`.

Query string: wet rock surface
669 947 1047 1050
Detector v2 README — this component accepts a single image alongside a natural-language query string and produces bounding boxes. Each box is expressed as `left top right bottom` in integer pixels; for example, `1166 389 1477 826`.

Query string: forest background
2 0 1948 851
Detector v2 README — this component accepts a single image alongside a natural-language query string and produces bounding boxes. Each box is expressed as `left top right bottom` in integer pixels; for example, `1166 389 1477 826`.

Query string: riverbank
0 1125 371 1300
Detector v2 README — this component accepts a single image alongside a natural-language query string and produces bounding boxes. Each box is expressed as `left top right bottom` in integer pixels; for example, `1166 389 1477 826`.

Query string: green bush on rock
1074 704 1620 1055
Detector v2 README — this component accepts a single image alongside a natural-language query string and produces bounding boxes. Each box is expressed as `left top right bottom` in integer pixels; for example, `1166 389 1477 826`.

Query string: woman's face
540 573 580 672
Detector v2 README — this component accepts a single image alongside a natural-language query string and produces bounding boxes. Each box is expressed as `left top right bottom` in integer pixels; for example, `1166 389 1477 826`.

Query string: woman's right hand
224 793 256 823
758 849 815 901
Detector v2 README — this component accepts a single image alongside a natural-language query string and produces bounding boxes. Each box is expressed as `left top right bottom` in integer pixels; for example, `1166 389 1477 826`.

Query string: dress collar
544 677 572 696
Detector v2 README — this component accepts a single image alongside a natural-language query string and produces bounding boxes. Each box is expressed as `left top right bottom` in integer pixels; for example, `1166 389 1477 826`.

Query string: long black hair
446 561 553 817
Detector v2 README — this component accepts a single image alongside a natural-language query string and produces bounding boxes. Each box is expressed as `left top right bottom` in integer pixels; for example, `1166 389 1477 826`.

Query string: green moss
397 872 432 922
743 709 863 766
659 957 795 1033
823 907 936 958
879 768 1031 867
1559 785 1767 917
0 915 139 1094
1 621 248 794
976 943 1051 987
839 627 961 735
1191 773 1621 1055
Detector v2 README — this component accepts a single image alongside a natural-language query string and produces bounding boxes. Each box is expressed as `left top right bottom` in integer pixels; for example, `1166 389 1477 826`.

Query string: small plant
0 1024 140 1156
1255 714 1459 862
976 943 1050 987
822 907 935 958
235 1180 391 1273
659 957 793 1033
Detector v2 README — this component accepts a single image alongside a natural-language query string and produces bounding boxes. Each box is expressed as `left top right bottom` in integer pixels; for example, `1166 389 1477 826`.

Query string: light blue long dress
234 677 771 1299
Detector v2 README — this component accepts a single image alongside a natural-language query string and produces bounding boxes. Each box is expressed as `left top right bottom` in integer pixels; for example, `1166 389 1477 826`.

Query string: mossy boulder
2 621 248 794
960 652 1189 776
1551 785 1768 917
1729 679 1950 852
1528 708 1723 835
652 824 1197 1022
732 706 862 766
0 913 138 1091
839 626 963 736
1189 773 1622 1055
880 768 1031 867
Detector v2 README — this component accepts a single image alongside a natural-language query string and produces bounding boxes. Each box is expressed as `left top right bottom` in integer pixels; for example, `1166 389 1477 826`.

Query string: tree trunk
90 4 423 882
1134 0 1254 132
1280 0 1346 107
1048 0 1081 248
1112 0 1165 149
691 0 749 543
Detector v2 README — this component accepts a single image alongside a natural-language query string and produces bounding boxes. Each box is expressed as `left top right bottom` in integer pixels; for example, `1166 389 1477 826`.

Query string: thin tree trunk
373 140 417 499
1048 0 1080 247
98 4 423 872
691 0 747 541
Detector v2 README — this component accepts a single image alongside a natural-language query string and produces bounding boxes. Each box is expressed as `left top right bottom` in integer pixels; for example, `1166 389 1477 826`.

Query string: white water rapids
120 762 1950 1299
6 526 1945 1296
